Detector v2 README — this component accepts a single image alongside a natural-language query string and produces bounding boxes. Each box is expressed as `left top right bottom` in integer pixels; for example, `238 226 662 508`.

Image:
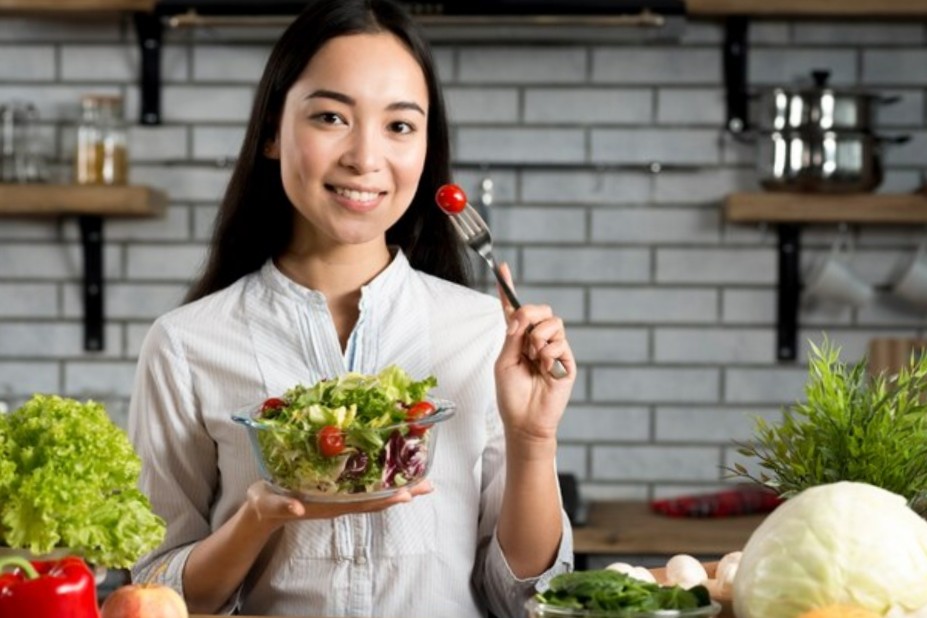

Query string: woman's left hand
494 263 576 452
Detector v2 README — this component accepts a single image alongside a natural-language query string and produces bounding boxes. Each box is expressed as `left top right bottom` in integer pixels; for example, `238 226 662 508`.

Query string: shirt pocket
279 519 340 559
277 498 438 560
372 497 437 558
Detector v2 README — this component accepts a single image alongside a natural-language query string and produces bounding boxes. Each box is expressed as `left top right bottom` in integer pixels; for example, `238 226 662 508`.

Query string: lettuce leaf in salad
256 366 439 495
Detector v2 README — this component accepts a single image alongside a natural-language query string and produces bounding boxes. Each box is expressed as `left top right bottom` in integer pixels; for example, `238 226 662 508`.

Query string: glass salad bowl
232 395 455 503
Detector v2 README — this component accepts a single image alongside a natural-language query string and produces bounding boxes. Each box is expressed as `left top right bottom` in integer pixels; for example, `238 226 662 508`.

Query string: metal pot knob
811 69 831 88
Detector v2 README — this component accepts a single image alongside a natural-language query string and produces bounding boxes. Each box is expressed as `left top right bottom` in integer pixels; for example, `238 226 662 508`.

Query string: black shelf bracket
776 224 801 362
723 16 750 133
78 216 105 352
134 12 163 126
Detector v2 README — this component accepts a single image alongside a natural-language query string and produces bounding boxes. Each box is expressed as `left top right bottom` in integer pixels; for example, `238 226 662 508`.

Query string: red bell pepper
0 555 100 618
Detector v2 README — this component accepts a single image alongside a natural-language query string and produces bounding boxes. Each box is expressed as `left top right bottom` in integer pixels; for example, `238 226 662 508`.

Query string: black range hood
153 0 687 41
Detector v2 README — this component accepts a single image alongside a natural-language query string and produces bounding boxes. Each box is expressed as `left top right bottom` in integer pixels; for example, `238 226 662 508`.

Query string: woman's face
268 32 429 255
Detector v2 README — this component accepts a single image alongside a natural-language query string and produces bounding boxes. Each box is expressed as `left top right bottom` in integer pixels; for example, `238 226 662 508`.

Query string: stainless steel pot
757 130 908 193
754 70 899 132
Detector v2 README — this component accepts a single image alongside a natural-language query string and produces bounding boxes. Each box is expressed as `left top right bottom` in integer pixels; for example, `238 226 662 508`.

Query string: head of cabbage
733 481 927 618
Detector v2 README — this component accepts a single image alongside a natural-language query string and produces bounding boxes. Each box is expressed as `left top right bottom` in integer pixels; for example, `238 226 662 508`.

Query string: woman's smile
327 183 387 213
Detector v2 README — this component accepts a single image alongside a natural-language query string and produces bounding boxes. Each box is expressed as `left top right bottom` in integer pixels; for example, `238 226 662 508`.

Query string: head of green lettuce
0 394 165 569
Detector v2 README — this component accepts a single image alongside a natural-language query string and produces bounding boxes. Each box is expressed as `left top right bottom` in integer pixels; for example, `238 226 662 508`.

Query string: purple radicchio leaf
339 451 369 481
382 430 428 487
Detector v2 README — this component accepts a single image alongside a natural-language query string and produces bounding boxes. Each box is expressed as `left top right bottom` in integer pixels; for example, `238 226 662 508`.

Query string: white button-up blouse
128 250 573 618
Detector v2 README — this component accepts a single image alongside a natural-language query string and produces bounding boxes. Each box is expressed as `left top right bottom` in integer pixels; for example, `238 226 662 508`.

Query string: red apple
100 583 188 618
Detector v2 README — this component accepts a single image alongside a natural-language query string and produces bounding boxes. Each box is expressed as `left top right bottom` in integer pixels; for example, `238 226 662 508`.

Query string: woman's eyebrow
306 89 425 115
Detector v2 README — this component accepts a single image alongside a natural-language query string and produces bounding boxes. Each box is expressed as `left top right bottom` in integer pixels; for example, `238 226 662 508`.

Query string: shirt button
355 556 367 565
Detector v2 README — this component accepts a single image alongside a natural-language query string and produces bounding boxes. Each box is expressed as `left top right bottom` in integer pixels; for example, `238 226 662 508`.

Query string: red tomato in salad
435 184 467 214
406 400 436 437
260 397 286 415
317 425 345 457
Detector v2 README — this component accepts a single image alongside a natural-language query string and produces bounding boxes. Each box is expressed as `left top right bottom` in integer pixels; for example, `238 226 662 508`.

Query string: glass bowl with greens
232 366 454 502
528 570 722 618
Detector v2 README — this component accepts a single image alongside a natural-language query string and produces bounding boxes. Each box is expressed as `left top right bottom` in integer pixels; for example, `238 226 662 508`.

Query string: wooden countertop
190 502 758 618
573 500 765 556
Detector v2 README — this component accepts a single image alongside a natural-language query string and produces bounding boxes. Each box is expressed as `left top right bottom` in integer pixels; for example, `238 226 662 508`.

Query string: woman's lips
328 185 385 213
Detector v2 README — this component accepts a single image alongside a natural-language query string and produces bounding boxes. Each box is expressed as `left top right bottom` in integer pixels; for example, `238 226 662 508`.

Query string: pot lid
773 69 881 98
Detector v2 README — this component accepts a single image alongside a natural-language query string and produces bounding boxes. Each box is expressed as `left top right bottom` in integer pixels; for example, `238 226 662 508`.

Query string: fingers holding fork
496 263 571 380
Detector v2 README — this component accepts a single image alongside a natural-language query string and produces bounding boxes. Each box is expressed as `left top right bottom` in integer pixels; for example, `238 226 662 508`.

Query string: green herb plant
0 394 165 568
729 339 927 513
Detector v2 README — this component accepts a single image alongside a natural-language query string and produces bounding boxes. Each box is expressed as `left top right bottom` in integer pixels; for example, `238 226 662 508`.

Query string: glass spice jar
1 101 47 183
74 94 128 185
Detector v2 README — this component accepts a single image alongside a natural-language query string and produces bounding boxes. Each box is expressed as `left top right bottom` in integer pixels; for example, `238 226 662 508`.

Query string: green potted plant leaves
730 339 927 514
0 394 165 570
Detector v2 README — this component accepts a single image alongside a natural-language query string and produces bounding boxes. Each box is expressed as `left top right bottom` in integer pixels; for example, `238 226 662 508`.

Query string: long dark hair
185 0 469 303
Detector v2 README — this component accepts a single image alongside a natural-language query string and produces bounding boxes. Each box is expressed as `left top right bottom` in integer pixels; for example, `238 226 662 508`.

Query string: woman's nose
340 127 383 173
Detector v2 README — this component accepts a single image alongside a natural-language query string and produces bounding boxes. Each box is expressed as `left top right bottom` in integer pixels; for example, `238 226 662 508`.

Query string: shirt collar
259 248 411 307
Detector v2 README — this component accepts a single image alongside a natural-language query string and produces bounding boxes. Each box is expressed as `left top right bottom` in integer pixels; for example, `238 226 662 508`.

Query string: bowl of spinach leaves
529 570 721 617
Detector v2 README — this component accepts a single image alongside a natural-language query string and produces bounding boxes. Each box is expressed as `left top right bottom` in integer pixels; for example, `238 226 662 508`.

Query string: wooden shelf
0 0 154 11
688 0 927 17
0 184 166 217
0 183 166 353
725 192 927 225
2 0 926 17
725 191 927 363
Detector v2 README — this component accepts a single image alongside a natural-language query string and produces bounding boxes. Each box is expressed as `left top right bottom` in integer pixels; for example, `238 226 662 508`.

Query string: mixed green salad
535 570 712 614
249 365 446 497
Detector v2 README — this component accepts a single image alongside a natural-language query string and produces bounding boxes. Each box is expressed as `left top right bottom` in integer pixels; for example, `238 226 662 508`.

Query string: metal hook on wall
479 175 494 208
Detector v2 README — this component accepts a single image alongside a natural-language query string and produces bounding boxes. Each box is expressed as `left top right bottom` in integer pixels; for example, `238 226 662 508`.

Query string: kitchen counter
574 501 765 562
188 502 757 618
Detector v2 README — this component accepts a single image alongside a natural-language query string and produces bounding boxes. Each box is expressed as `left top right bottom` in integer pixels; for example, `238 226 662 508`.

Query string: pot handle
727 127 759 144
878 134 910 145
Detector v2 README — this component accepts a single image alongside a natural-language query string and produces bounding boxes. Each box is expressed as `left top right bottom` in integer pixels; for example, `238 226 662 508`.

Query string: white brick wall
0 14 925 499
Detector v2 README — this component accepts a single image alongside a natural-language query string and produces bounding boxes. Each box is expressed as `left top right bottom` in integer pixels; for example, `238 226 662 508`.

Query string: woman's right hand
244 480 434 533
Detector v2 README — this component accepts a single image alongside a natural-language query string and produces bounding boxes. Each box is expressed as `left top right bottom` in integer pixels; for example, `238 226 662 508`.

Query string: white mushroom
665 554 708 589
714 551 742 595
605 562 635 575
629 566 657 583
605 562 656 583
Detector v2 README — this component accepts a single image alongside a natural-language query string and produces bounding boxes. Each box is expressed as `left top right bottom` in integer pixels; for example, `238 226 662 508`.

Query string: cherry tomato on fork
317 425 346 457
406 400 437 437
435 184 467 214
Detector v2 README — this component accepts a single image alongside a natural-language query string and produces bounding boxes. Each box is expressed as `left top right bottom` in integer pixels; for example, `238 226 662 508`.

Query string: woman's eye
389 120 415 134
313 112 345 125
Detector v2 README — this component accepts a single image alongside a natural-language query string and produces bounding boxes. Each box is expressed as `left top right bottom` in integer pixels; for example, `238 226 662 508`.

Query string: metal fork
448 204 569 380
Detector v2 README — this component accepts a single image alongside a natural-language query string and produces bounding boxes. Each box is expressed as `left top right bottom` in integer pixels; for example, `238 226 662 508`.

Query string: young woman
128 1 576 616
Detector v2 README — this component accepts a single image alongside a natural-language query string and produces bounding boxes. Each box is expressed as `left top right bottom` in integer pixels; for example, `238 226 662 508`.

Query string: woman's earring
264 141 280 159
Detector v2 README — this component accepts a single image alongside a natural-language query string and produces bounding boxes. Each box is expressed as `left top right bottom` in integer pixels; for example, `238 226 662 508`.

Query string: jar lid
80 94 124 110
